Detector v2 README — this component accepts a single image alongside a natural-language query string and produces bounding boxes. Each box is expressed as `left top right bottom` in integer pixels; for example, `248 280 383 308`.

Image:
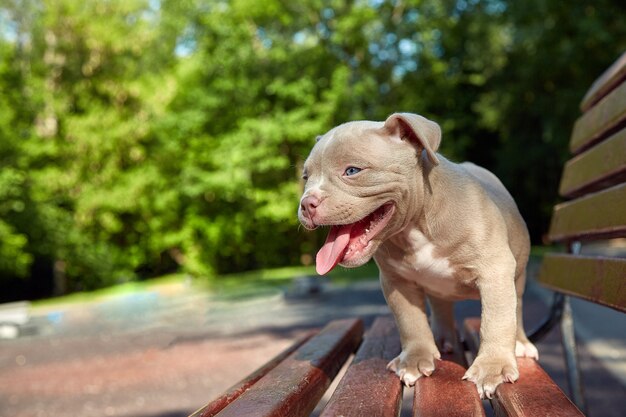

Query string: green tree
484 1 626 239
1 0 179 293
1 0 625 299
0 21 35 279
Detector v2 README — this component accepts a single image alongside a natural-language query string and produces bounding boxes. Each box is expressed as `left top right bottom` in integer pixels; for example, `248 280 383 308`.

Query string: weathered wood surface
538 253 626 313
548 182 626 242
212 318 363 417
462 319 584 417
558 127 626 198
319 316 403 417
581 51 626 112
570 77 626 154
413 359 485 417
492 358 585 417
189 332 315 417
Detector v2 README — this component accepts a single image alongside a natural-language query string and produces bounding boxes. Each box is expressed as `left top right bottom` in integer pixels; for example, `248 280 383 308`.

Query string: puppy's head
298 112 441 274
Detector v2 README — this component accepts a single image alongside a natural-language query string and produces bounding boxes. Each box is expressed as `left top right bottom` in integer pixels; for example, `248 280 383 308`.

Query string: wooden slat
413 359 485 417
492 358 584 417
213 318 363 417
189 331 315 417
580 51 626 112
319 316 403 417
558 127 626 198
570 77 626 154
548 182 626 242
462 319 584 417
538 253 626 313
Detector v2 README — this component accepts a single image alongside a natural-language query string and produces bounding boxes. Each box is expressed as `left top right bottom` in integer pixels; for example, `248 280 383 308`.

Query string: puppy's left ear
383 113 441 165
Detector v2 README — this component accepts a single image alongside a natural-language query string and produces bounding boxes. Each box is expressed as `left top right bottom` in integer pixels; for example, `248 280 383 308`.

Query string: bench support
527 288 587 413
560 294 587 414
528 292 564 343
530 241 588 414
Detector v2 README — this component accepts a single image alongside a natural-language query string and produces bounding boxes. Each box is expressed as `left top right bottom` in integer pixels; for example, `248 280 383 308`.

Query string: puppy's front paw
515 340 539 360
387 347 441 386
463 354 519 399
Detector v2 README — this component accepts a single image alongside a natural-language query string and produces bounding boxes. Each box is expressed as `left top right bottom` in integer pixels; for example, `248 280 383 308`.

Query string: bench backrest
538 51 626 313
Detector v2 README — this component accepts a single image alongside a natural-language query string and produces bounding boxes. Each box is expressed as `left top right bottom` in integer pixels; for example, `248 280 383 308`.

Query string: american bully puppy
298 113 538 398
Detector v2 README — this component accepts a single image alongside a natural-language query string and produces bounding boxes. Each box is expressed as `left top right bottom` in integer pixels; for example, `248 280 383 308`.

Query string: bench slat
189 332 315 417
319 316 402 417
570 77 626 154
492 358 585 417
548 182 626 242
413 360 485 417
580 51 626 112
538 253 626 312
462 319 583 417
558 127 626 198
213 318 363 417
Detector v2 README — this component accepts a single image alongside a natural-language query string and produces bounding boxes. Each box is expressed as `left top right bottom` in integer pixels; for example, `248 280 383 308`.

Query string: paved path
0 273 624 417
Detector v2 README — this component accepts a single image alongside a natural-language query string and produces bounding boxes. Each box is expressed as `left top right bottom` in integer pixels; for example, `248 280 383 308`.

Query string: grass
206 265 316 299
206 261 379 300
32 273 189 309
531 244 563 257
30 262 380 308
31 246 551 308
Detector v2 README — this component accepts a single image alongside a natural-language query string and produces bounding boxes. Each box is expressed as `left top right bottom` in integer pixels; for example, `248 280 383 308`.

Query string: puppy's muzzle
299 195 320 229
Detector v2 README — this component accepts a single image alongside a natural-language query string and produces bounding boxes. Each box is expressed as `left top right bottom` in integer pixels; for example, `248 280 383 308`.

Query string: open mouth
316 203 395 275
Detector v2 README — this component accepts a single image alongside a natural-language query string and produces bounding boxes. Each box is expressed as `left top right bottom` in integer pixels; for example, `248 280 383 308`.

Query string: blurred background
1 0 625 299
1 1 626 416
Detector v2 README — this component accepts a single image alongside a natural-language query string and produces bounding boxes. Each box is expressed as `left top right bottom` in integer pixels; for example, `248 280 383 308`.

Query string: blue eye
344 167 362 176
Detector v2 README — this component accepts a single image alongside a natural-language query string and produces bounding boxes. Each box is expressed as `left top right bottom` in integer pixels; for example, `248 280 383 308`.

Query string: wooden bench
190 52 626 417
533 49 626 414
191 315 583 417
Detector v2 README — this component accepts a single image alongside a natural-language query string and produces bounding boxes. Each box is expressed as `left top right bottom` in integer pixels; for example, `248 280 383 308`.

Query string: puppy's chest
381 230 473 298
406 237 455 280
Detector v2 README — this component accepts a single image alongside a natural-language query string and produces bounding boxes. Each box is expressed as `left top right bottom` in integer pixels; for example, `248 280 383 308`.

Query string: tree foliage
1 0 625 299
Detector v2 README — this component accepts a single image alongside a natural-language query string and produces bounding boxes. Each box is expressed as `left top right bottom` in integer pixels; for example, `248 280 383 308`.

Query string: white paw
387 348 440 386
515 340 539 359
463 355 519 399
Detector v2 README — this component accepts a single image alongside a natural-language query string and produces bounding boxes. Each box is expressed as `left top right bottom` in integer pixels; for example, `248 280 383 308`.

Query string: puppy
298 113 538 398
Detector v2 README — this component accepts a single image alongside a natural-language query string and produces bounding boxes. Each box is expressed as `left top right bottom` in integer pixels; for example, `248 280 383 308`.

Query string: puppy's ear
383 113 441 165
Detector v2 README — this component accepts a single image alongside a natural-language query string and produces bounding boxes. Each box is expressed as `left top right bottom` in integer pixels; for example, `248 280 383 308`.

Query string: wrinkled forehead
307 121 386 163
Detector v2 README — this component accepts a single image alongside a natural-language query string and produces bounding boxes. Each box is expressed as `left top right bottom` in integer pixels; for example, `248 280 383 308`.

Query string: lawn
32 247 549 309
31 261 381 308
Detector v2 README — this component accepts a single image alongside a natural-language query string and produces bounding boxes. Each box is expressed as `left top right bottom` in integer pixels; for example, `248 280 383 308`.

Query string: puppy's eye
344 166 362 176
302 172 309 181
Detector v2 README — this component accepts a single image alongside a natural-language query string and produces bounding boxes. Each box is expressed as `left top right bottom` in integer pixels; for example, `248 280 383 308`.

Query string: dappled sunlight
1 0 626 416
2 0 625 301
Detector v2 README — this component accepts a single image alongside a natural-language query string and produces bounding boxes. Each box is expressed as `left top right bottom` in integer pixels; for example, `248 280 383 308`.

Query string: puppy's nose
300 195 320 219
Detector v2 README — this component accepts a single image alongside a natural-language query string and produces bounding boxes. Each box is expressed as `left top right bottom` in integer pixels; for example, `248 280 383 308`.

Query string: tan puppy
298 113 538 398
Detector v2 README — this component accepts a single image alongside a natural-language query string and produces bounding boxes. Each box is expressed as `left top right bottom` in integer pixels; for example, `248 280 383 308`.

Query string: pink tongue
315 224 353 275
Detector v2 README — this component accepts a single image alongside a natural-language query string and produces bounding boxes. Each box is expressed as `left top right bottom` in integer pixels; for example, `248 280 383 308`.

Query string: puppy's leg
463 259 519 399
514 268 539 359
381 273 440 386
428 296 460 354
